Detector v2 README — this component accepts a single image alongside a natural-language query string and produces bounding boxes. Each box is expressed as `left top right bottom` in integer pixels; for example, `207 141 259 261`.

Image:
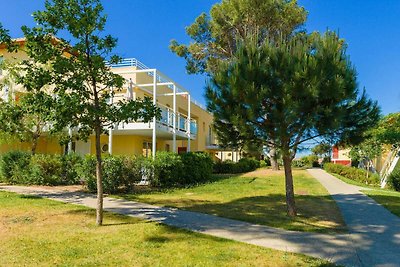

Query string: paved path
0 185 359 266
307 169 400 267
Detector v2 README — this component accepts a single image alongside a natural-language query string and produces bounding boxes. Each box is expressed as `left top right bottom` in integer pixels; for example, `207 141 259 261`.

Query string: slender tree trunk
95 125 103 226
269 144 279 170
31 133 39 155
283 154 296 216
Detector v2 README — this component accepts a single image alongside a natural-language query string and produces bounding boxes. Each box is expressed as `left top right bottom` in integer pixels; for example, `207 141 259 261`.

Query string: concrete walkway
0 185 359 266
307 169 400 267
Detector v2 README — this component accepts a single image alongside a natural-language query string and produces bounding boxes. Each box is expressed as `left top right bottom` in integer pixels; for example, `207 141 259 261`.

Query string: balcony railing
157 104 197 136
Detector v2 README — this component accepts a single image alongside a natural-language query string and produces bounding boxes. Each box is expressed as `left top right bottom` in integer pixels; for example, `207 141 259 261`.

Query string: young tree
171 0 307 169
206 32 380 216
0 92 56 154
15 0 159 225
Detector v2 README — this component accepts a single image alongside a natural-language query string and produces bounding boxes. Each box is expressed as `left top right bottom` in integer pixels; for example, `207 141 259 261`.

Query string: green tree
13 0 159 225
311 142 332 159
374 112 400 145
171 0 307 170
0 92 56 154
170 0 307 74
206 33 380 216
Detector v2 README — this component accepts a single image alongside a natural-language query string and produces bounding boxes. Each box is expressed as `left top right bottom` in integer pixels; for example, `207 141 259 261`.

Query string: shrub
120 156 147 190
153 152 184 187
79 155 126 194
29 154 63 185
324 163 380 185
180 152 213 185
61 153 83 185
388 170 400 191
213 160 235 174
0 151 31 184
213 157 259 174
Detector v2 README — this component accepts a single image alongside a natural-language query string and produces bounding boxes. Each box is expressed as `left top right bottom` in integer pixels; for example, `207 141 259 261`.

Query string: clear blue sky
2 0 399 115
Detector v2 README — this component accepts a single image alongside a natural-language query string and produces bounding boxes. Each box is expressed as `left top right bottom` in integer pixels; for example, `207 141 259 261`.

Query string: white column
187 94 191 152
152 70 157 159
172 84 177 153
108 87 114 155
68 127 73 154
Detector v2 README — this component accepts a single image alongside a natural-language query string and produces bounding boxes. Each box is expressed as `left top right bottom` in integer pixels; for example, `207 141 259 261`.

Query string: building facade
0 40 239 161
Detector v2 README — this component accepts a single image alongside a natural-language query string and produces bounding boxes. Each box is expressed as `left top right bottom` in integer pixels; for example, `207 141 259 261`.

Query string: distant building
331 145 351 166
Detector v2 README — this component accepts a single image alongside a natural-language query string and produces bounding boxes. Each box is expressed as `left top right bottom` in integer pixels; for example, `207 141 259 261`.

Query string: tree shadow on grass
147 194 347 234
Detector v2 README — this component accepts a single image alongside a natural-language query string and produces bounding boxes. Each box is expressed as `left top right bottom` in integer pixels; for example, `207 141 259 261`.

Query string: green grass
117 169 346 234
362 189 400 217
0 191 336 267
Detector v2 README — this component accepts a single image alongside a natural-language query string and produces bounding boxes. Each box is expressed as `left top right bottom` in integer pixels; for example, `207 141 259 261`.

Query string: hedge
0 151 82 186
323 162 380 185
213 158 260 174
388 170 400 191
0 150 215 192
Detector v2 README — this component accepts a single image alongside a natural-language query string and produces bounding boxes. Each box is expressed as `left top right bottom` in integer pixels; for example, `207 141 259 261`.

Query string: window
143 141 152 158
165 144 170 152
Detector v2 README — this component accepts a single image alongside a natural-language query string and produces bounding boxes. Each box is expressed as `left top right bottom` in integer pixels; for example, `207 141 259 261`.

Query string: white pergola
107 68 192 159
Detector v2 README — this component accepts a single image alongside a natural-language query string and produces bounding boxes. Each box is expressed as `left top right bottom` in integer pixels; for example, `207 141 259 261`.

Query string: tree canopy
8 0 159 225
170 0 307 74
206 32 380 215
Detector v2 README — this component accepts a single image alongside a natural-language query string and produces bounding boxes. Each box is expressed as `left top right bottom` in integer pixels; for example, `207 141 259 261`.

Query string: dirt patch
28 185 86 193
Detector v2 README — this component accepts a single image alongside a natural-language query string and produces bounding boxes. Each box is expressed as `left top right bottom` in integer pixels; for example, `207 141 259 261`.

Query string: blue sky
2 0 399 115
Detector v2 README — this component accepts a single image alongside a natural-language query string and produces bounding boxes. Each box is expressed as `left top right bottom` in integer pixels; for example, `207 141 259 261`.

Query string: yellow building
1 40 239 160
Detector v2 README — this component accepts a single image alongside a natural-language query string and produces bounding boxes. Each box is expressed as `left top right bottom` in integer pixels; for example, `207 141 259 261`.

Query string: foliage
374 112 400 145
29 154 63 185
170 0 307 74
311 142 331 158
206 32 380 216
153 152 184 187
213 157 260 174
12 0 160 225
0 151 31 183
171 0 307 161
0 151 82 185
61 153 83 185
0 92 56 154
388 169 400 192
180 152 214 185
324 163 380 186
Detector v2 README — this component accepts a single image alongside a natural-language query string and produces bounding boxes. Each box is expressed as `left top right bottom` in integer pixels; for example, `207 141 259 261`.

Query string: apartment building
0 39 240 161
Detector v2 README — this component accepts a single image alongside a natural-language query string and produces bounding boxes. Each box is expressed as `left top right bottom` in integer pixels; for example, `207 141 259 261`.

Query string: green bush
324 163 380 185
120 156 147 190
388 170 400 191
213 157 259 174
180 152 213 185
79 155 126 194
0 151 31 184
153 152 184 187
29 154 63 185
61 153 83 185
213 160 235 174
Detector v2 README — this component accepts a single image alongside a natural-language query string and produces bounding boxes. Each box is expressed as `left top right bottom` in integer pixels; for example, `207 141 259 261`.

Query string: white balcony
113 104 197 140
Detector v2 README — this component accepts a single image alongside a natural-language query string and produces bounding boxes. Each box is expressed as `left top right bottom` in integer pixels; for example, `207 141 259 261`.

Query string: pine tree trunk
270 146 279 171
283 154 296 216
95 126 103 226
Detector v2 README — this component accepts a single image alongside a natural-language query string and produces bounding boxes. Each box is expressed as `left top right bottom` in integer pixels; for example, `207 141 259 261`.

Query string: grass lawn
0 191 336 267
362 189 400 217
117 169 346 234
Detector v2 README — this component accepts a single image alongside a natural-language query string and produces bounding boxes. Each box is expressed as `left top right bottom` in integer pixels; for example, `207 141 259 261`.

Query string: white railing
157 103 197 136
109 57 208 110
